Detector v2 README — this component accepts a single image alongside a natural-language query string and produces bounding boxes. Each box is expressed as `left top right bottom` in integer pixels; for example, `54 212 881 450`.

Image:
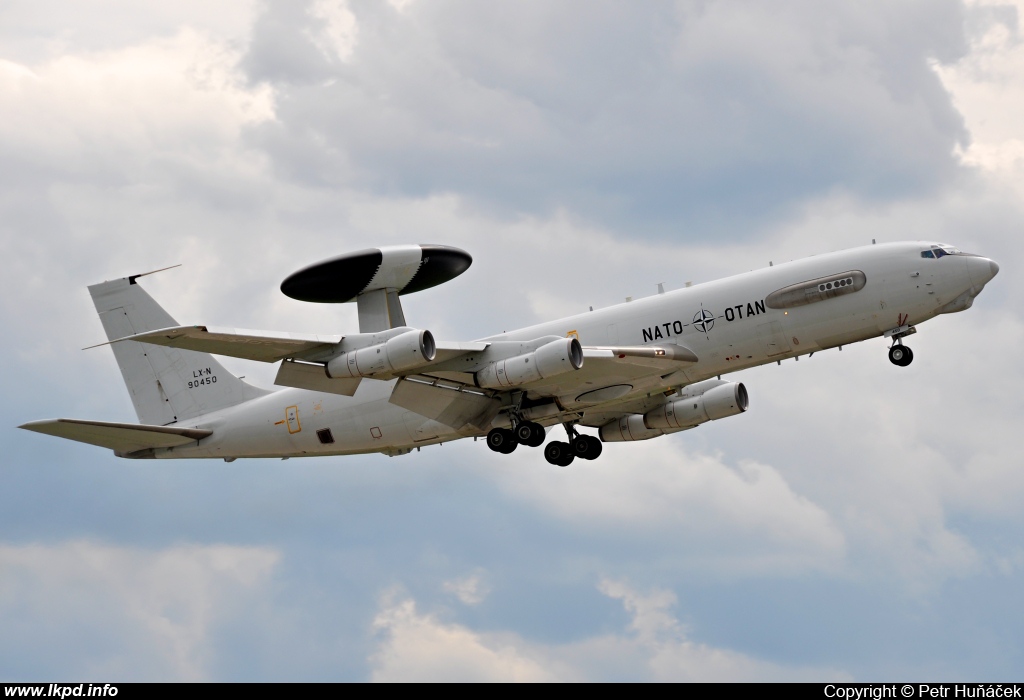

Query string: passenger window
921 250 935 259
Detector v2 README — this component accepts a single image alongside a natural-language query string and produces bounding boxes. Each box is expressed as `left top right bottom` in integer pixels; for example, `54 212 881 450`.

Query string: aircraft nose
966 255 999 289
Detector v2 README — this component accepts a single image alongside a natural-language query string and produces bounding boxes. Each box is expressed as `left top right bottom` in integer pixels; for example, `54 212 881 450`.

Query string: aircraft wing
19 419 212 454
102 325 343 363
516 343 698 404
391 341 699 425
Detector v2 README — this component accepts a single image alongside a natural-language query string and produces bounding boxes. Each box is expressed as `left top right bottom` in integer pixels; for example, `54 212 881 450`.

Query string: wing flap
19 419 212 453
274 359 362 396
109 325 342 363
389 378 501 430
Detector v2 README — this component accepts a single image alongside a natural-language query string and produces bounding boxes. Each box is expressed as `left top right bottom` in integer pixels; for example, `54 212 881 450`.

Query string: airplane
19 241 999 466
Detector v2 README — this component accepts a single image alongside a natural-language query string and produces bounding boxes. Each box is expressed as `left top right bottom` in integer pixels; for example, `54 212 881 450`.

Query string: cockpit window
922 245 962 259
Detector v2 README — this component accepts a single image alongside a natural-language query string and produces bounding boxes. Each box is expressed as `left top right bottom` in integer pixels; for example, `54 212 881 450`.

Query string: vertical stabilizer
88 276 269 426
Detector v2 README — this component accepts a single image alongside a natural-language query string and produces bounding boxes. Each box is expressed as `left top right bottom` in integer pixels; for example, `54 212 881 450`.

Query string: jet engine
599 414 669 442
643 382 748 431
326 329 436 378
599 381 748 443
475 337 583 389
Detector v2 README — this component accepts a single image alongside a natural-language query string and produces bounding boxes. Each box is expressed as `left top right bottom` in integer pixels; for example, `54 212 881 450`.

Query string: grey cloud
242 0 970 237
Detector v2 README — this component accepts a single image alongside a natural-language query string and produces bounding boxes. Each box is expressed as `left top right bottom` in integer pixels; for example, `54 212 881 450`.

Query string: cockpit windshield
921 245 962 259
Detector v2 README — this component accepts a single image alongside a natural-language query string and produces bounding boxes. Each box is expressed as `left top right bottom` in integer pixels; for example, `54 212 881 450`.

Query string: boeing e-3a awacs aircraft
20 241 998 466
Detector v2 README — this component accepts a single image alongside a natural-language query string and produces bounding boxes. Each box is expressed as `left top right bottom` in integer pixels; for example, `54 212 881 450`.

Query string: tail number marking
188 368 218 389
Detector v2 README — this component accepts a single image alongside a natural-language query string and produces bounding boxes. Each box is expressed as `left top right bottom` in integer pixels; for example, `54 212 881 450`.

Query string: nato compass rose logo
693 307 716 337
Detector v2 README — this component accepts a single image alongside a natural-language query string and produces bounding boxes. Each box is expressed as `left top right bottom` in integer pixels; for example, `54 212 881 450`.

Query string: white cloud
492 439 846 577
0 541 280 680
935 0 1024 175
0 28 274 177
370 589 560 682
369 579 849 681
308 0 359 63
443 572 490 606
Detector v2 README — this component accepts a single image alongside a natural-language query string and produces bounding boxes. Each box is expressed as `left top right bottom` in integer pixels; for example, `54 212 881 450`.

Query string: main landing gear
543 422 602 467
486 421 545 455
486 419 603 466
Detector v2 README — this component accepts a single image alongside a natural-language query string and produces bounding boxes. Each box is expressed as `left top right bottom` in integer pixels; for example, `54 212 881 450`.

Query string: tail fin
88 275 270 426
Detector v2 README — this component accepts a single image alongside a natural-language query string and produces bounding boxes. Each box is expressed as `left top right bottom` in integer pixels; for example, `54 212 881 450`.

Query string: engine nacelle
326 329 436 378
599 416 692 443
599 414 664 442
475 337 583 389
643 382 748 431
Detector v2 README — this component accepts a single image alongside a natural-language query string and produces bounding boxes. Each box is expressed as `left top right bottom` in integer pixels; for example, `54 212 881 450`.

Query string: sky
2 0 1023 681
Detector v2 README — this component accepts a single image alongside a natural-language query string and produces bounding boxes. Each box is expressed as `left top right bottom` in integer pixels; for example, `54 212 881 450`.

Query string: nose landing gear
884 322 917 367
888 344 914 367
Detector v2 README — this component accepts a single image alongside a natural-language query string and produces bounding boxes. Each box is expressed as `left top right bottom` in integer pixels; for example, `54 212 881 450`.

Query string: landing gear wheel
900 346 914 366
514 421 546 447
572 435 603 460
544 441 575 467
487 427 518 454
888 344 914 367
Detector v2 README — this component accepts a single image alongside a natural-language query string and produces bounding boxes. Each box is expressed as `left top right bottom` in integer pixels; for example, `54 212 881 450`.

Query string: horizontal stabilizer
106 325 342 363
19 419 212 454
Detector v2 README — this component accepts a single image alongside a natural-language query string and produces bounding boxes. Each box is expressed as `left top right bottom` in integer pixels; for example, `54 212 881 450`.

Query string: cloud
370 589 560 681
369 579 849 681
241 0 971 234
493 440 845 577
2 0 1024 682
0 28 274 185
0 541 280 680
443 572 490 606
307 0 359 63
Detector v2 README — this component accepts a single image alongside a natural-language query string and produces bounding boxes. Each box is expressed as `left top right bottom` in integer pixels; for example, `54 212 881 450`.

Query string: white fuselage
154 242 993 460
